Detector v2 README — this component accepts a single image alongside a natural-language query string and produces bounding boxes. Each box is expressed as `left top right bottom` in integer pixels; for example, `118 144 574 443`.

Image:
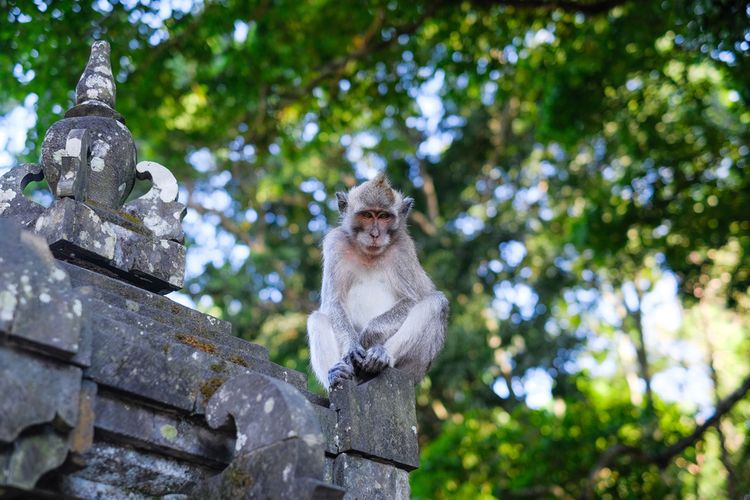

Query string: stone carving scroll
0 220 90 491
124 161 186 243
0 163 45 227
190 373 344 500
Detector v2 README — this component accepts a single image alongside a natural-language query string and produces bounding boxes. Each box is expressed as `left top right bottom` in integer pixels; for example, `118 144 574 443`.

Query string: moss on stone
175 333 216 354
228 355 248 367
199 377 225 401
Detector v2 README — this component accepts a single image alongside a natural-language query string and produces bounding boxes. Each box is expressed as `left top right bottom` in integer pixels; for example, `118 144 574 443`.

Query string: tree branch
461 0 628 15
581 372 750 498
652 372 750 467
410 210 437 235
277 6 434 107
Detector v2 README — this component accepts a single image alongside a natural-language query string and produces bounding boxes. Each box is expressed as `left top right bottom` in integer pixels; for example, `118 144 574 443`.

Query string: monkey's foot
361 345 391 374
328 360 354 389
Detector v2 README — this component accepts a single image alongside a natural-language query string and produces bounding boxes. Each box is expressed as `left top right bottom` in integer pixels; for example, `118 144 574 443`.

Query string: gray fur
360 298 416 348
308 176 448 390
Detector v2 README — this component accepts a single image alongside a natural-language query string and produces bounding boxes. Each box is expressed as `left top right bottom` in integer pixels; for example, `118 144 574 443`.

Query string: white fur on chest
345 269 396 331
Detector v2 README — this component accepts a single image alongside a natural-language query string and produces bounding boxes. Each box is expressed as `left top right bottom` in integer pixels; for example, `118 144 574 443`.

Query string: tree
2 0 748 496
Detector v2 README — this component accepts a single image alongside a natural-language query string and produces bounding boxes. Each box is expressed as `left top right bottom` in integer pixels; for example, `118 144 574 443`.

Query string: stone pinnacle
75 40 116 108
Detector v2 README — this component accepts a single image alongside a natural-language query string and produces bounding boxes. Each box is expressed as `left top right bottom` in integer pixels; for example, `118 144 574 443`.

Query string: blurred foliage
2 0 749 497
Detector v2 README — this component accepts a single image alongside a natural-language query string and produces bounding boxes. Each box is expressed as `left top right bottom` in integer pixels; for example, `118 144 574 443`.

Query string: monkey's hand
344 345 366 370
361 345 391 375
328 359 355 389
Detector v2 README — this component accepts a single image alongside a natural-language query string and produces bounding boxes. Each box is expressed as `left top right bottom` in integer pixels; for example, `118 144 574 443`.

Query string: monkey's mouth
364 244 384 254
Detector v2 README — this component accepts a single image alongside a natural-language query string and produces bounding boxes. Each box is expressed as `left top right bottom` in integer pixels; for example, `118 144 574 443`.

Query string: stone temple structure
0 42 418 499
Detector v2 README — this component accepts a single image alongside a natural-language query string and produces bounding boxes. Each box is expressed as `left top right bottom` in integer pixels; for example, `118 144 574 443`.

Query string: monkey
307 173 448 390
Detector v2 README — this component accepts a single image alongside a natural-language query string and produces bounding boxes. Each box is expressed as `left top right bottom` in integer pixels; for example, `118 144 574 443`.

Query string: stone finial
76 41 116 108
40 40 137 210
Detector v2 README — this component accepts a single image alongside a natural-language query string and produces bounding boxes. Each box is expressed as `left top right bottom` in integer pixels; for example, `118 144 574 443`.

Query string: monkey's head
336 173 414 257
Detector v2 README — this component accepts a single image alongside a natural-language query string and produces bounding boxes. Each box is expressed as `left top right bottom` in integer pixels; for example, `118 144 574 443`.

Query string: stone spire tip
75 40 116 108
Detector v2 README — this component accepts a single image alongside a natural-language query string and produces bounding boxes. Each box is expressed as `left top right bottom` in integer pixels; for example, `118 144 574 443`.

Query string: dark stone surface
329 368 419 470
324 456 335 485
190 440 345 500
70 380 97 459
312 404 339 456
94 390 234 467
204 373 325 477
84 308 306 412
61 261 240 341
0 163 45 228
60 441 217 497
0 346 82 444
333 454 410 500
0 220 82 357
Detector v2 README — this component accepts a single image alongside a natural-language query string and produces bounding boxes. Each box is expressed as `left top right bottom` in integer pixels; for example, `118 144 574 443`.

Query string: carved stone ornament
190 373 345 500
0 41 187 293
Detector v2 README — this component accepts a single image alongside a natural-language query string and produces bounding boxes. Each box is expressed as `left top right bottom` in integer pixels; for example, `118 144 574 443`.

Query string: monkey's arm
328 301 360 348
361 298 416 347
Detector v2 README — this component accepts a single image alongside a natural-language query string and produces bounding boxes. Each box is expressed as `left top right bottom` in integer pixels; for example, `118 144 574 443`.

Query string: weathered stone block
312 404 338 456
70 380 97 459
84 312 306 413
61 441 217 497
0 346 82 444
329 368 419 470
94 390 234 467
190 440 345 500
33 197 185 294
0 219 82 357
333 454 410 500
0 163 45 228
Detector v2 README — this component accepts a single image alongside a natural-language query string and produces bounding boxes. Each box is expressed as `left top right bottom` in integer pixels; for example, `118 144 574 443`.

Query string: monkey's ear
400 197 414 217
336 192 348 214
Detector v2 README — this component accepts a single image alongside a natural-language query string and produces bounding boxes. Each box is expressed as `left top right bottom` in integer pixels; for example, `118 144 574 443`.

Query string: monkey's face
351 208 397 256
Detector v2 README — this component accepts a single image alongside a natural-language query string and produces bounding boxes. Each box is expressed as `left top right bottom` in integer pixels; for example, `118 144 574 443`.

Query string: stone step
60 261 232 336
93 389 234 468
85 314 307 414
82 295 268 367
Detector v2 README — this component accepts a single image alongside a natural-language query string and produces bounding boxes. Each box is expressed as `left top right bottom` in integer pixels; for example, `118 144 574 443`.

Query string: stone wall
0 42 419 500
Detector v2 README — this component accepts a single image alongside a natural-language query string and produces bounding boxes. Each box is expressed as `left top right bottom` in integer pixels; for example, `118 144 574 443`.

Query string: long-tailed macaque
307 173 448 390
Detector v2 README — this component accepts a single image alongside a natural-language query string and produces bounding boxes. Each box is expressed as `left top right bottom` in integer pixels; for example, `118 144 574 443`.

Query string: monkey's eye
378 213 393 221
359 212 374 220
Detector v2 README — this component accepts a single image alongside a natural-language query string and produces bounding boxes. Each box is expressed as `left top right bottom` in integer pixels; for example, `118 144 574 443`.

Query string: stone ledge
34 198 184 294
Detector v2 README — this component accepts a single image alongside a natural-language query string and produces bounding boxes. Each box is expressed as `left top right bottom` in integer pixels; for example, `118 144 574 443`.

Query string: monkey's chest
345 273 397 331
